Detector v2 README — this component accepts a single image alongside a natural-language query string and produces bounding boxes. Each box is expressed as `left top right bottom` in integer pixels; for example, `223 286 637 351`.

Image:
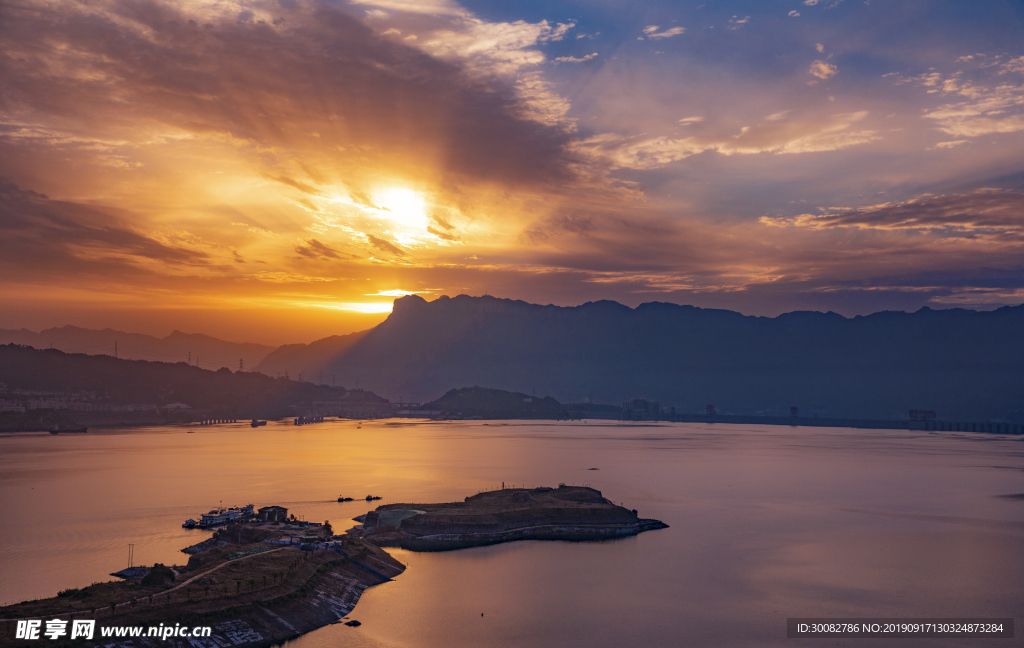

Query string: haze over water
1 421 1022 647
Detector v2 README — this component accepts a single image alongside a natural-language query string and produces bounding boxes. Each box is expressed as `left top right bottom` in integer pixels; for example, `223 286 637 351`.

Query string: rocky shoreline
377 519 669 551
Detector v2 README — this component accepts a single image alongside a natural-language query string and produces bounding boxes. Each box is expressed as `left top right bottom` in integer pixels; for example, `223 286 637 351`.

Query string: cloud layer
761 190 1024 240
1 0 1023 341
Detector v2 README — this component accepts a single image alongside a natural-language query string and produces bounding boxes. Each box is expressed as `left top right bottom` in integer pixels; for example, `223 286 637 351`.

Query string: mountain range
257 295 1024 421
0 344 382 420
0 326 275 371
7 296 1024 421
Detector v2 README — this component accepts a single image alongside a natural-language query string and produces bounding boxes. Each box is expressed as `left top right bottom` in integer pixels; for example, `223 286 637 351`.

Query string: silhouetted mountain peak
392 294 429 314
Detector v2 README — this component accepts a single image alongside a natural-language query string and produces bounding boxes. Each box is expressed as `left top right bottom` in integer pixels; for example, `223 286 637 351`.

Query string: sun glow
371 290 419 297
330 302 396 314
376 187 428 228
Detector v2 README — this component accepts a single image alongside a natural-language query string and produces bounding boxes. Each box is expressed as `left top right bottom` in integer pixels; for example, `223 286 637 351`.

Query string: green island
0 487 665 646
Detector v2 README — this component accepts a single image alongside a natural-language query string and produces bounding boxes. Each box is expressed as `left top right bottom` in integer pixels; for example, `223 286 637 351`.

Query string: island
349 485 668 550
0 488 665 647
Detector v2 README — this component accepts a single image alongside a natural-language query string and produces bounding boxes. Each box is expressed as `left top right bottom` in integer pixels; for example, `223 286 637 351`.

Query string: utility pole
128 544 134 568
115 341 118 359
188 351 191 364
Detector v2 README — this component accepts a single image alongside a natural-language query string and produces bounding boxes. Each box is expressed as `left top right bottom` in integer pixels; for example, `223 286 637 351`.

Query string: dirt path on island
0 547 287 622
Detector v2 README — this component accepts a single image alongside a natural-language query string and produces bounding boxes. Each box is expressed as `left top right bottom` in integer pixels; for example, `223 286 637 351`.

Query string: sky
1 0 1023 344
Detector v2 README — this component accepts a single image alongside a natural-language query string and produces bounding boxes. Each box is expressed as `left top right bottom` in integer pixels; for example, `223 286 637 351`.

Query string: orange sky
2 0 1022 344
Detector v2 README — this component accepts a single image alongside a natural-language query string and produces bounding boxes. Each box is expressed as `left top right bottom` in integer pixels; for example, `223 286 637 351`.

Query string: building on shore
259 506 288 523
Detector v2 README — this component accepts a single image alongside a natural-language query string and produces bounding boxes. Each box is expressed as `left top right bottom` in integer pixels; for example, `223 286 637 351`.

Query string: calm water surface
1 420 1022 647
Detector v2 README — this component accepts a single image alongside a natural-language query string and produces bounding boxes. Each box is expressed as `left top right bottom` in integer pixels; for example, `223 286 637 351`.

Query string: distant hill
254 330 369 381
422 386 569 419
272 294 1024 421
0 326 275 371
0 344 384 420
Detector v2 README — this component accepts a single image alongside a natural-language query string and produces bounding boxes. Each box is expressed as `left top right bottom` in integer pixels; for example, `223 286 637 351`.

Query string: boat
182 518 197 529
187 429 195 434
337 496 354 502
49 426 88 435
250 419 267 427
195 503 255 528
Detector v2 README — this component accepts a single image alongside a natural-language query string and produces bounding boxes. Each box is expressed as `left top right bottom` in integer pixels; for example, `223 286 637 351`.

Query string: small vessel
187 429 195 434
186 503 255 528
337 496 354 502
50 426 88 435
365 495 382 501
250 419 267 427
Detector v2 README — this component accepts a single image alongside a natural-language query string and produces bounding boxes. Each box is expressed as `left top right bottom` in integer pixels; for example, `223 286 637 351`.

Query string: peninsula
0 517 403 647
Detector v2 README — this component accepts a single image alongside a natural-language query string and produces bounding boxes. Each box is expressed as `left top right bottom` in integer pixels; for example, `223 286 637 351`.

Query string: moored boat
184 503 255 528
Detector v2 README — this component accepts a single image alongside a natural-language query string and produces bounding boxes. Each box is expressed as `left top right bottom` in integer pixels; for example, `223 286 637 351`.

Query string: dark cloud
366 234 407 257
430 213 456 231
0 0 578 187
265 174 323 196
0 179 209 280
427 226 460 241
795 190 1024 239
427 213 460 241
350 192 380 210
294 238 343 260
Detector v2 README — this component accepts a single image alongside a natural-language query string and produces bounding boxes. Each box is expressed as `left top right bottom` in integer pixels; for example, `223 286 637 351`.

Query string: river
1 420 1022 646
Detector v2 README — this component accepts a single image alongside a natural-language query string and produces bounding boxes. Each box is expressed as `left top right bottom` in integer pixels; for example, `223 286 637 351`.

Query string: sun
376 187 427 229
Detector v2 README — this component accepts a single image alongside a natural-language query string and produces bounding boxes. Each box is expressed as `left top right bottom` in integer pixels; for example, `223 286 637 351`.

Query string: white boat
192 503 255 528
